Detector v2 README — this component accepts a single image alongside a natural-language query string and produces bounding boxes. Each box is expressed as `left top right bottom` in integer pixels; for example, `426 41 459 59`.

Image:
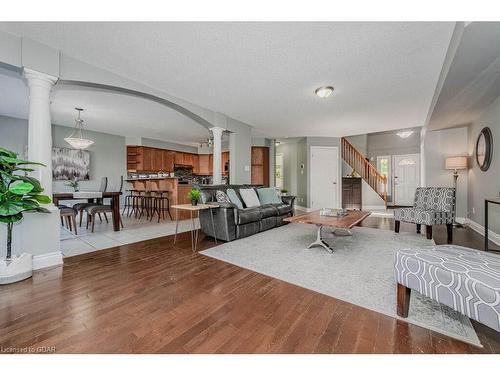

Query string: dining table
52 191 123 231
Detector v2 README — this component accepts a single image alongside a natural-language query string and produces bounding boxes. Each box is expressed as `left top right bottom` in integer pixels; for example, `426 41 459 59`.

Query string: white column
23 68 57 198
210 126 224 185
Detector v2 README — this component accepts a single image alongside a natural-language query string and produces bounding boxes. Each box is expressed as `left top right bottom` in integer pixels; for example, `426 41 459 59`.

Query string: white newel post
211 127 224 185
24 68 58 198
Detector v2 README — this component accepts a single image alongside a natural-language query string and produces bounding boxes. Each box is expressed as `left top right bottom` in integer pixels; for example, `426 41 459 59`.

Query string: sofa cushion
215 190 231 203
236 207 261 224
394 207 453 225
259 204 278 218
226 189 244 209
273 203 293 216
257 187 282 205
239 188 261 208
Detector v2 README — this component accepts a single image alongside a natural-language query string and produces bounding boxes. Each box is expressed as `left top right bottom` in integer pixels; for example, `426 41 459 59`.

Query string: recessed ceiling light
396 130 414 138
315 86 334 98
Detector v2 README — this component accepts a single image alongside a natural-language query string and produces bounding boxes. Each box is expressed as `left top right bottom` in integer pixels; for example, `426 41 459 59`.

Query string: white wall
0 115 128 202
468 95 500 234
423 126 469 219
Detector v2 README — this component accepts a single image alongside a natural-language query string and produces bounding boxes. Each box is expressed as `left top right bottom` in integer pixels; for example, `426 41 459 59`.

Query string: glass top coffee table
284 210 370 253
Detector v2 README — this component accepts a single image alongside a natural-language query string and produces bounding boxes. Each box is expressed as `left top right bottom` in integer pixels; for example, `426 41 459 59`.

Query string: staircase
341 137 388 206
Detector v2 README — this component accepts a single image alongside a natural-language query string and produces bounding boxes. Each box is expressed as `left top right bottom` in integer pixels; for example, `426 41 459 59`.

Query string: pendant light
64 108 94 149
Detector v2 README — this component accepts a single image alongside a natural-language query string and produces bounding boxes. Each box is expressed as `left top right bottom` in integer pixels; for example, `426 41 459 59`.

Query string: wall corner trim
33 251 63 271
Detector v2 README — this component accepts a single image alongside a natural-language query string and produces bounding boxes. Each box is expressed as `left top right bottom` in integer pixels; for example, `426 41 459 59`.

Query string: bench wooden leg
397 283 411 318
426 225 433 240
416 223 421 233
395 220 400 233
446 223 453 244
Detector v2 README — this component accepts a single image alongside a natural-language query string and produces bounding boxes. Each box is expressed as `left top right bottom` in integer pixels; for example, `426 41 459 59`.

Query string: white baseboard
33 251 63 270
363 205 387 211
465 219 500 247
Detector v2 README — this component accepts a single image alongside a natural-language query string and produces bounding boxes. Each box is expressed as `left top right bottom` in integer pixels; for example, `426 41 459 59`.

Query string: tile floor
60 213 200 258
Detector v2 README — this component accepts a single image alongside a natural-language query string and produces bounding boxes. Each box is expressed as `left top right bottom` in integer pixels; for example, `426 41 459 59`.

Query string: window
275 153 284 189
377 155 392 197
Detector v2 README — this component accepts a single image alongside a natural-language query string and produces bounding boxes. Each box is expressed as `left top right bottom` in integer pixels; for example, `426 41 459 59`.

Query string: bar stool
150 190 173 222
131 189 146 218
123 189 138 216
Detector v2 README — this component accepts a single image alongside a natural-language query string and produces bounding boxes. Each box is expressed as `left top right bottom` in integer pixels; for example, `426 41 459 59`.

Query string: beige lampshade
445 156 468 170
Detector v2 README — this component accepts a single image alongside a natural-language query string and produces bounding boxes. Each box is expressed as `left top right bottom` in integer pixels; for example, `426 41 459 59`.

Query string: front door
394 153 420 206
310 146 339 209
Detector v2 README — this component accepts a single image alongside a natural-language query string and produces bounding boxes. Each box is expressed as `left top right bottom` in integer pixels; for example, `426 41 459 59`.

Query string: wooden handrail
341 137 388 205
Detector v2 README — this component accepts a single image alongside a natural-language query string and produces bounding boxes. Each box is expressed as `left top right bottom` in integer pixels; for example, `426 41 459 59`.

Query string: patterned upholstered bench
395 245 500 332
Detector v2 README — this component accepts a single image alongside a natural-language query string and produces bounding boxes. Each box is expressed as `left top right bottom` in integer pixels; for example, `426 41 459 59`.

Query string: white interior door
310 146 339 209
394 153 420 206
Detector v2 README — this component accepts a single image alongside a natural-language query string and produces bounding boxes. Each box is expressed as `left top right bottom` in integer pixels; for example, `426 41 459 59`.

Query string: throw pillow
239 188 261 208
215 190 231 203
226 189 244 209
257 187 282 205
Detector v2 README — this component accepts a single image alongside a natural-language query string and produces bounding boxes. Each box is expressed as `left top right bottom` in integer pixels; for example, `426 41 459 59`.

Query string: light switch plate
244 165 250 171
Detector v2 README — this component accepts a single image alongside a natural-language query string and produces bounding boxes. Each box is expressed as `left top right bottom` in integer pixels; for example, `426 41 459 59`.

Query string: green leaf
9 182 34 195
0 201 25 216
30 207 51 214
15 168 35 172
18 176 43 193
0 148 17 158
0 213 23 223
0 156 45 166
32 194 51 204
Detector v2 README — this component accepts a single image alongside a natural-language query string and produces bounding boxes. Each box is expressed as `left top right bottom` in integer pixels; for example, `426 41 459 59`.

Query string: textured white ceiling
0 22 456 137
0 69 209 145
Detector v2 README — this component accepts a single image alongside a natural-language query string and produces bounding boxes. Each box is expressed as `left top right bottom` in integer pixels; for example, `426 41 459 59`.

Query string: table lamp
445 156 468 227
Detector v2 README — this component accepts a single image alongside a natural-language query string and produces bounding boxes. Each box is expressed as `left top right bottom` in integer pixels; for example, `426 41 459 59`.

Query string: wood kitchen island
126 177 197 220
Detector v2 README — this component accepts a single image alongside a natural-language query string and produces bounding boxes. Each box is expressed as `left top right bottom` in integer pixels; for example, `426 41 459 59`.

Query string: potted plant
187 189 201 206
0 147 51 284
65 176 80 192
280 188 289 196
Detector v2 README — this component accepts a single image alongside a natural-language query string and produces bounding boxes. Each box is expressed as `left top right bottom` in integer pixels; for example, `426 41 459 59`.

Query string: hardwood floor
1 219 499 354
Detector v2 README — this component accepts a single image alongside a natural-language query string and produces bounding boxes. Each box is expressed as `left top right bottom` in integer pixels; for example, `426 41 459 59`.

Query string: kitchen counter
126 177 195 220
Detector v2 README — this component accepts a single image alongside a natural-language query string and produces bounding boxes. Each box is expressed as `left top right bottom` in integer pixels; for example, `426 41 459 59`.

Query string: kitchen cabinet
198 154 210 175
183 153 194 167
192 154 199 174
251 147 269 186
222 151 229 175
174 152 184 165
142 147 153 171
163 151 175 172
342 177 362 210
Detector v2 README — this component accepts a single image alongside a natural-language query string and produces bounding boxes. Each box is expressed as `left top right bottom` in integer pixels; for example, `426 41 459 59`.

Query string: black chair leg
395 220 400 233
416 224 421 233
446 223 453 244
103 212 109 223
426 225 433 240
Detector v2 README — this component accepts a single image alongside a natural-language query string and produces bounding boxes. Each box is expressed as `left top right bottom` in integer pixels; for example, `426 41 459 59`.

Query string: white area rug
201 224 481 347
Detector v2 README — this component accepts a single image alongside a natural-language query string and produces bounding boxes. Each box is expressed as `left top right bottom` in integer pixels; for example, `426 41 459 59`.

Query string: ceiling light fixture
396 130 414 139
64 108 94 150
314 86 334 98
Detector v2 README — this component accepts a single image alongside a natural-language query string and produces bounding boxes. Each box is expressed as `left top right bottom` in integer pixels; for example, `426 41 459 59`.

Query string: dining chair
85 176 124 232
73 176 108 227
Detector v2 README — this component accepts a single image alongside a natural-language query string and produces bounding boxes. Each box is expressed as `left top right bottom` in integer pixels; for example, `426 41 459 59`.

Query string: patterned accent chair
393 187 455 243
395 245 500 332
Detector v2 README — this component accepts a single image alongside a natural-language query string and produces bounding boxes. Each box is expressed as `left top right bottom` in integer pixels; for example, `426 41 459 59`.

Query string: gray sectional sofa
197 184 295 242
